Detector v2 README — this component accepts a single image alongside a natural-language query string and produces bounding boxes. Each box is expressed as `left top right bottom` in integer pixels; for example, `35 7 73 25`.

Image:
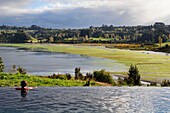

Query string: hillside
0 22 170 44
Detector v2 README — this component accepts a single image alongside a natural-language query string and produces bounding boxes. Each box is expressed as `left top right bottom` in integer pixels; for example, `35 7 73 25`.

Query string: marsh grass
107 44 141 49
0 43 170 82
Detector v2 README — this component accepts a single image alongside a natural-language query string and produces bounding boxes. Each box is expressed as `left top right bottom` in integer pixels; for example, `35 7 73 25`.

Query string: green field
0 43 170 83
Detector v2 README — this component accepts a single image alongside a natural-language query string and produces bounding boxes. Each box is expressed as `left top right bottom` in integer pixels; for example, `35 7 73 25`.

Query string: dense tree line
0 30 32 43
0 22 170 44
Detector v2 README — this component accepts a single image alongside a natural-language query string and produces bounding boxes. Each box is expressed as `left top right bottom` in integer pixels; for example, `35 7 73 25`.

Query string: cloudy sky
0 0 170 28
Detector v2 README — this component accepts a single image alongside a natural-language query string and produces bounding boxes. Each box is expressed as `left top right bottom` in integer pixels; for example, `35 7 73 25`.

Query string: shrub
84 73 93 80
150 82 157 86
93 69 114 84
161 79 170 87
0 73 7 79
117 77 127 86
50 74 67 80
66 73 72 80
17 66 26 74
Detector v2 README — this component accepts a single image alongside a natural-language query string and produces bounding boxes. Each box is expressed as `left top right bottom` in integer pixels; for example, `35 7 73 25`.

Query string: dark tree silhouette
75 67 81 80
127 64 141 86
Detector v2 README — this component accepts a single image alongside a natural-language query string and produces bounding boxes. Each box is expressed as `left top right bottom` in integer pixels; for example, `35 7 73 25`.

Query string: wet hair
21 81 27 88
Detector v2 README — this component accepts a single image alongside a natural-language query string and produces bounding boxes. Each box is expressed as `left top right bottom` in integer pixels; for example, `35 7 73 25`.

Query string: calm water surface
0 87 170 113
0 47 127 75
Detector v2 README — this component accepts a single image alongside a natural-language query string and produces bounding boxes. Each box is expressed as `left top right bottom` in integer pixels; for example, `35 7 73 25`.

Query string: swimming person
15 81 33 97
21 81 28 97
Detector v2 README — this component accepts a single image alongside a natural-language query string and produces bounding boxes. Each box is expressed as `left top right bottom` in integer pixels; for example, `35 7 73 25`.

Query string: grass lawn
0 43 170 82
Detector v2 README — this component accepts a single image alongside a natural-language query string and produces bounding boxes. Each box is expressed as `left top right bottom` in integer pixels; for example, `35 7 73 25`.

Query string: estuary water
0 87 170 113
0 47 127 75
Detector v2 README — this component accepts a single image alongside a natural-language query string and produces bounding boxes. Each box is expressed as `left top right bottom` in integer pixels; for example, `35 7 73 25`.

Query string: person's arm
15 88 22 90
15 87 33 90
25 87 33 90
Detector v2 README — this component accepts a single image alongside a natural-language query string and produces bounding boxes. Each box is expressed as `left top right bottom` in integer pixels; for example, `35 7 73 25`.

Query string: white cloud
0 0 32 16
0 0 170 28
36 0 170 25
0 0 31 7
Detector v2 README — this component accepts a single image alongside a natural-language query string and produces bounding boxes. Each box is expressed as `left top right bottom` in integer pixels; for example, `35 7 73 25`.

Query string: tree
165 44 169 49
158 36 162 46
31 25 41 30
0 57 4 72
127 64 141 86
75 67 83 80
49 36 54 43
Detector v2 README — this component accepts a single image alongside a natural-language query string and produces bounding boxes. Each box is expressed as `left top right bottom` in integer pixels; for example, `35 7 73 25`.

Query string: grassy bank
0 73 99 87
0 43 170 82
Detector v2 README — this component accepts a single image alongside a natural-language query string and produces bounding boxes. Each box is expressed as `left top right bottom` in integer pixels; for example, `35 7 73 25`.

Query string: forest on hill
0 22 170 44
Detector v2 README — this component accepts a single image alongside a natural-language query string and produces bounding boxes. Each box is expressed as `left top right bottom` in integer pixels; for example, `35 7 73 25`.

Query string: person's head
21 81 27 88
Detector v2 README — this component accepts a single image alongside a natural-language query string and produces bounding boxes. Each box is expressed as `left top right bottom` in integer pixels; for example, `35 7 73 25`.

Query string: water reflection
21 90 27 97
0 47 127 75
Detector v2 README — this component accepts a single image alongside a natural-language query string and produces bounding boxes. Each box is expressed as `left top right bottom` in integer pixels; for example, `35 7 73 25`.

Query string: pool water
0 87 170 113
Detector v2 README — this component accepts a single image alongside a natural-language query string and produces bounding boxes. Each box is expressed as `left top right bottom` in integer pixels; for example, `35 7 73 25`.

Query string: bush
165 44 169 48
84 73 93 80
0 73 7 79
117 77 127 86
161 79 170 87
17 67 26 74
66 73 72 80
93 69 114 84
150 82 157 86
50 74 67 80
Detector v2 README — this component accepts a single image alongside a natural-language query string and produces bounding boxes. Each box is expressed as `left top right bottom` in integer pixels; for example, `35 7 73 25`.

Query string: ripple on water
0 87 170 113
